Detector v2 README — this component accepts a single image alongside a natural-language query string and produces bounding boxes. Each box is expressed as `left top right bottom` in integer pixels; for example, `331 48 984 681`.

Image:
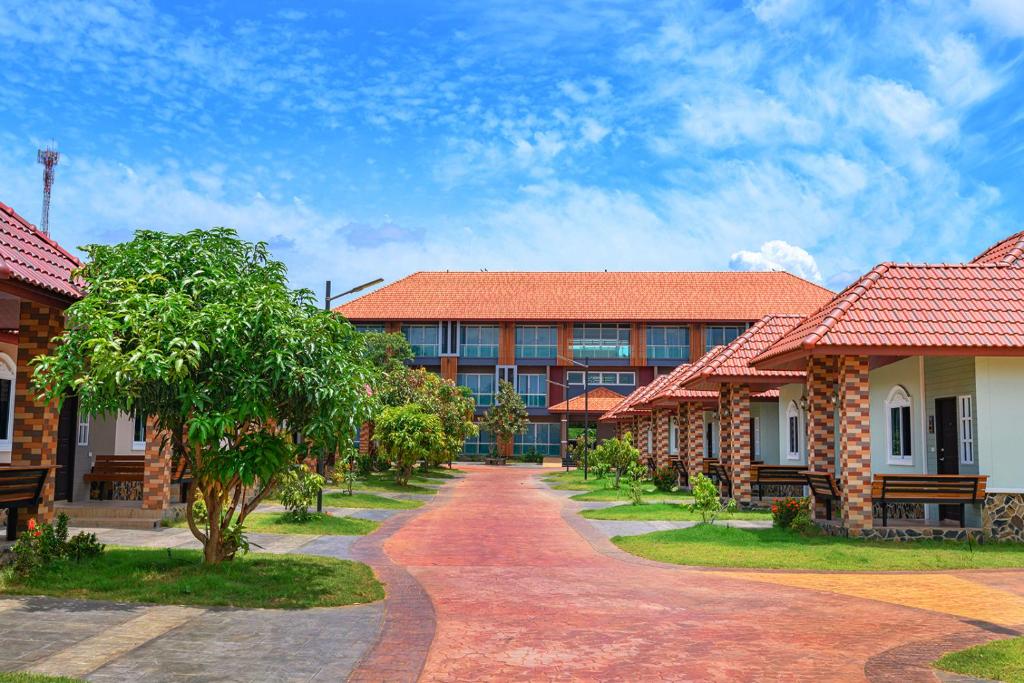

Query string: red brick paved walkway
373 466 1023 682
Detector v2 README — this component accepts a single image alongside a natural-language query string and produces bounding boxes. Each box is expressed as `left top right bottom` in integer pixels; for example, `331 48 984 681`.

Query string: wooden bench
83 455 144 499
752 465 808 500
702 459 732 497
804 471 842 520
0 466 53 540
872 474 987 528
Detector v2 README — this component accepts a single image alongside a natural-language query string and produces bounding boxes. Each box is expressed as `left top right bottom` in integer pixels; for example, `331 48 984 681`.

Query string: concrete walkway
367 465 1024 682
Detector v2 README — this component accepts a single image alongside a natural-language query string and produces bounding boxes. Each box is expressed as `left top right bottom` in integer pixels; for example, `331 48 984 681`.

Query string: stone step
63 516 163 530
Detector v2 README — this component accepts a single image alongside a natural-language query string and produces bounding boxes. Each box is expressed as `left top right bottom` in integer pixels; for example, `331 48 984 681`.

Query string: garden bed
582 503 768 522
0 674 84 683
0 548 384 608
934 636 1024 682
322 492 422 509
613 525 1024 571
170 512 378 536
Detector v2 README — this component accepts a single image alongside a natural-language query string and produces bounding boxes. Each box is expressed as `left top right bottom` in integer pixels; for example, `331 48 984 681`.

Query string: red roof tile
0 202 81 301
650 349 727 404
337 271 833 322
601 373 674 421
753 262 1024 369
549 387 625 413
681 315 806 389
972 231 1024 267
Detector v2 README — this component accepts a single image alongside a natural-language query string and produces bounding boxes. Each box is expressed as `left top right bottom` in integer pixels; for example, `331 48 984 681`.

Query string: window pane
0 379 11 441
901 406 912 457
890 408 901 456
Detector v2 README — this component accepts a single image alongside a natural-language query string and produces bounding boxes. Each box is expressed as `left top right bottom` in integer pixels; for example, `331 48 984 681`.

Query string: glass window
77 413 91 447
572 323 630 359
566 371 636 386
958 395 974 465
457 373 496 408
515 325 557 359
786 401 800 460
354 324 385 333
516 374 547 408
460 325 499 358
668 416 678 455
885 386 912 464
705 325 747 352
646 326 690 360
463 429 495 456
402 324 440 356
514 423 561 456
132 413 147 450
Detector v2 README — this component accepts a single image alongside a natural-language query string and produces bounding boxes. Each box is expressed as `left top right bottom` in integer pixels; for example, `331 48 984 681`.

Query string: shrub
12 513 105 575
277 464 326 522
771 497 807 530
689 473 737 524
517 449 544 464
593 462 611 480
593 433 640 489
651 466 676 492
625 461 647 505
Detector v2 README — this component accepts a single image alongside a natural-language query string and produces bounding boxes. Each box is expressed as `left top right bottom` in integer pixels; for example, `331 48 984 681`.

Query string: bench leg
825 497 832 521
6 507 17 541
882 502 888 527
960 504 965 529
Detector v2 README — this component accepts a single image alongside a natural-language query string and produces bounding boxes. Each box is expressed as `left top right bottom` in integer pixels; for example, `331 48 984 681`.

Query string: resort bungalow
751 233 1024 542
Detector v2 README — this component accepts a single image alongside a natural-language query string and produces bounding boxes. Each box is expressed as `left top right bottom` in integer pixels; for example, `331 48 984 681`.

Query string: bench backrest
0 467 49 506
91 455 145 475
872 475 988 503
753 465 808 482
804 471 841 499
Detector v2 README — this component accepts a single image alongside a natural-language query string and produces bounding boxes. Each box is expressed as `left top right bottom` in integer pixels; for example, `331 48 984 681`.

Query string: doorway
55 395 78 502
934 397 960 524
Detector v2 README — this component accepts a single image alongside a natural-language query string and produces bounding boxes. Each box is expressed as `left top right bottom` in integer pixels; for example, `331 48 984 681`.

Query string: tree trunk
614 468 622 489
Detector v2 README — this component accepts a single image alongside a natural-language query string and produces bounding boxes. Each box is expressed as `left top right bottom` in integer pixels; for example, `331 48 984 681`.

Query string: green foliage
651 465 676 492
592 432 640 489
593 462 611 479
413 370 477 465
771 497 807 530
374 404 446 485
688 473 738 524
12 514 104 576
624 461 647 505
483 380 528 453
517 448 544 464
277 463 326 522
30 229 375 563
361 332 416 408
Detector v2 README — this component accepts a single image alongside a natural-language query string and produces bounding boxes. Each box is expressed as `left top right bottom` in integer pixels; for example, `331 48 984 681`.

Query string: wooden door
934 397 960 523
55 395 78 501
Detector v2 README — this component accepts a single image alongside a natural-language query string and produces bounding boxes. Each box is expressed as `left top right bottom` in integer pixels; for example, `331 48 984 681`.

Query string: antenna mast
37 144 60 235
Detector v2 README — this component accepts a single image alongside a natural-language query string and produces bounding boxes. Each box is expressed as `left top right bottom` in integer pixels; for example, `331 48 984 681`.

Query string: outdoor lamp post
556 354 591 480
319 277 384 512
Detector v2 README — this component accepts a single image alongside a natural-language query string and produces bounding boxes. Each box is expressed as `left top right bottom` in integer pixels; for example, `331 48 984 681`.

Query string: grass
613 525 1024 571
353 472 439 495
0 675 84 683
570 488 693 503
582 503 770 522
0 547 384 608
322 492 422 509
170 512 378 536
935 637 1024 682
543 468 692 503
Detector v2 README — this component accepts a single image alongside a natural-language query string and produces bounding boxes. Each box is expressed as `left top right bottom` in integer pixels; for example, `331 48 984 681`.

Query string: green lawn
543 469 691 503
570 488 693 503
614 525 1024 571
935 637 1024 682
171 512 378 536
0 674 84 683
582 503 770 522
322 492 422 509
0 548 384 608
354 472 439 495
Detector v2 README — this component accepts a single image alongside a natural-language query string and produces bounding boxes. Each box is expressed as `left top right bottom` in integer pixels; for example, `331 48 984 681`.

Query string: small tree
375 404 445 485
483 380 528 459
414 371 477 468
592 432 639 489
689 473 737 524
624 461 647 505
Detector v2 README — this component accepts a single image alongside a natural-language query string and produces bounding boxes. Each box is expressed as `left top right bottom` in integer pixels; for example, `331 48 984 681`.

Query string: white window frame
77 413 91 447
0 353 15 454
753 416 761 460
459 324 499 359
514 325 557 359
516 373 547 408
668 416 678 455
885 385 913 466
458 372 496 408
646 424 653 455
566 371 636 387
958 394 975 465
786 401 801 460
132 413 147 451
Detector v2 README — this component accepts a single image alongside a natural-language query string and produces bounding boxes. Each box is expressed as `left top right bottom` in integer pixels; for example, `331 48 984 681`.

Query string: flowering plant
771 497 808 529
11 512 104 576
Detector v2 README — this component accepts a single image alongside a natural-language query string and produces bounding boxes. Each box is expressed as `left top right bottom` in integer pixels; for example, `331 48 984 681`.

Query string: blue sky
2 1 1023 296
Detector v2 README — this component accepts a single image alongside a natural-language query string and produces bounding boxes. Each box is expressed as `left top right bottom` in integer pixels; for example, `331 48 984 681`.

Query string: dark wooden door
55 396 78 501
934 397 960 523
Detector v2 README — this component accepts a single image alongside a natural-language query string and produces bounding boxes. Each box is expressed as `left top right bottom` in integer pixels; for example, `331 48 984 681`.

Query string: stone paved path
374 465 1024 682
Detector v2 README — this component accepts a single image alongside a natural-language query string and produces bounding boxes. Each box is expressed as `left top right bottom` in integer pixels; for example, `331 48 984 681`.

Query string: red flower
27 518 35 531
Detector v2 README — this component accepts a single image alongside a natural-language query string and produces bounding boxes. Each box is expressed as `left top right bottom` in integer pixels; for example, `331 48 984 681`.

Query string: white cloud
730 240 823 282
748 0 812 25
856 79 957 144
580 118 610 144
680 88 821 148
970 0 1024 37
917 34 1002 108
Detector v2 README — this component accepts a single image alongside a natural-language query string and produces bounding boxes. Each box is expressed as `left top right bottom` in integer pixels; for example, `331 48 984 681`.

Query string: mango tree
33 228 375 563
374 404 445 485
483 379 528 459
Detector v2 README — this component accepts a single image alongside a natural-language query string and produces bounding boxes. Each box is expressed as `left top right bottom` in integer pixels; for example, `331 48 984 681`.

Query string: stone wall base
818 521 986 543
870 502 924 521
983 493 1024 543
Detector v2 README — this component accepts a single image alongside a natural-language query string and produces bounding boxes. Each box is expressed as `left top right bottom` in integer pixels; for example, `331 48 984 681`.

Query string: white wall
753 401 780 464
974 357 1024 492
777 383 806 465
868 357 926 475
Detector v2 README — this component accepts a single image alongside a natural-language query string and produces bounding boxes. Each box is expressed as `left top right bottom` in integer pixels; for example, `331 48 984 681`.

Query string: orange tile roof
600 373 674 421
972 231 1024 267
549 387 625 413
336 271 833 322
753 261 1024 369
681 315 806 389
648 348 728 404
0 202 81 301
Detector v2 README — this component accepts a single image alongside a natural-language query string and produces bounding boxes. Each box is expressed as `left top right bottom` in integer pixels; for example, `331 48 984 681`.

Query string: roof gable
0 202 81 302
972 231 1024 267
682 314 806 388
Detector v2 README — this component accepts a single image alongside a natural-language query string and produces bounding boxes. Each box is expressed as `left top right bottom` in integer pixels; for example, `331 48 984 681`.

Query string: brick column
653 408 670 470
686 403 704 483
11 301 64 526
358 422 373 455
142 417 170 510
838 355 873 534
639 414 652 462
806 356 837 519
717 387 731 464
730 384 752 506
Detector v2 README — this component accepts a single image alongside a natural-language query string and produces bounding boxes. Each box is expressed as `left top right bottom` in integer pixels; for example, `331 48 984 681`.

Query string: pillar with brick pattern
10 301 63 526
653 408 670 470
142 417 170 510
685 403 704 483
806 355 838 519
717 386 731 464
358 422 373 455
729 383 752 506
838 355 873 534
